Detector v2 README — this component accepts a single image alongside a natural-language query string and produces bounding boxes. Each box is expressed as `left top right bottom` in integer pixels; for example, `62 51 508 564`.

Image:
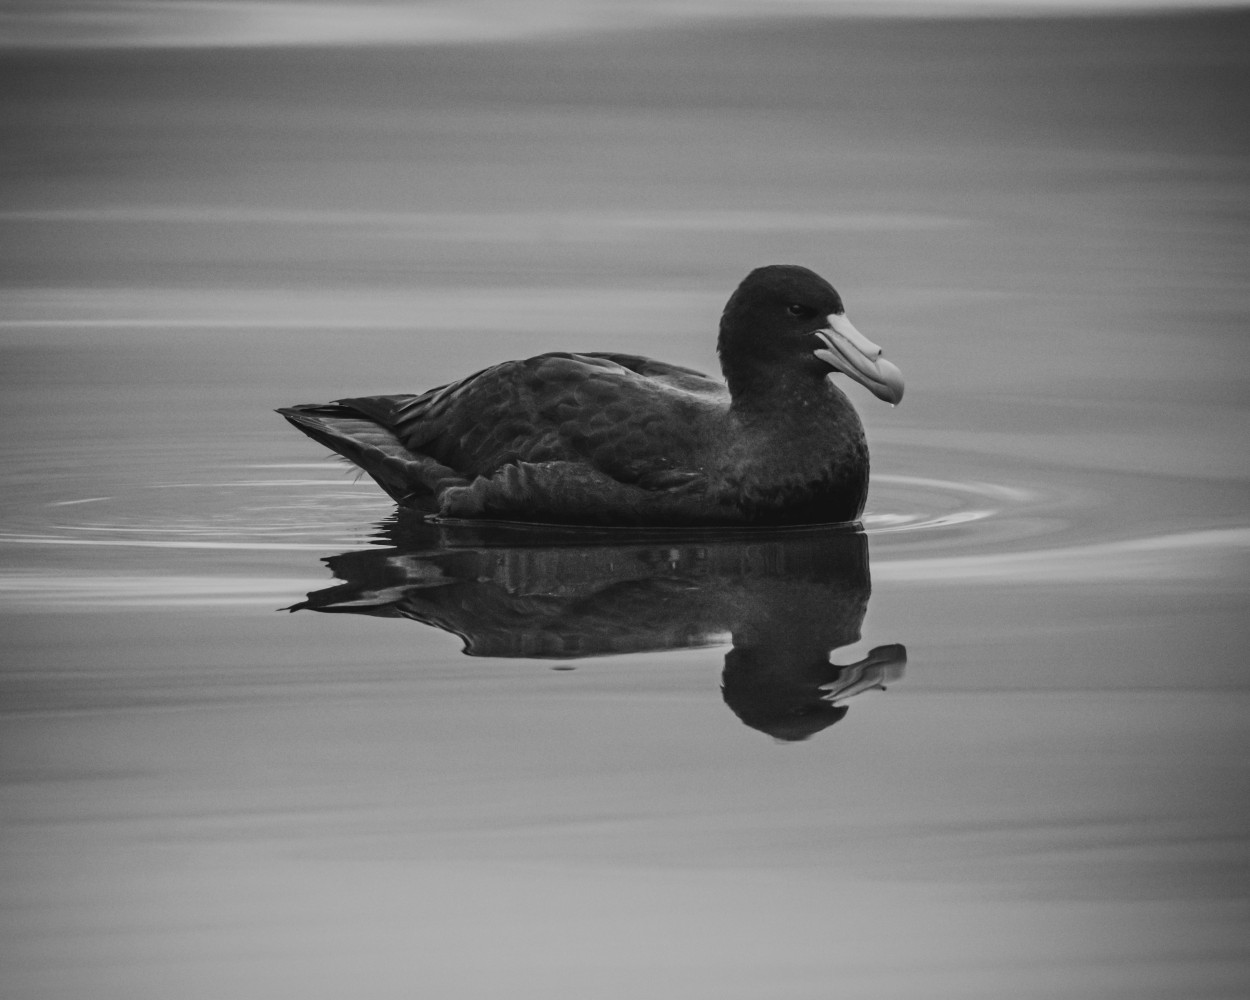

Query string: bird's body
280 265 903 527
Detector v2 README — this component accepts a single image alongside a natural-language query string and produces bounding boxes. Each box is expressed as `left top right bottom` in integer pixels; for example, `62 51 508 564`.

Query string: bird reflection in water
290 514 906 741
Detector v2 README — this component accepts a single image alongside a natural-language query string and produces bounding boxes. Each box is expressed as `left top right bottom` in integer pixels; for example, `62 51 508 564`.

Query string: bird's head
718 264 904 406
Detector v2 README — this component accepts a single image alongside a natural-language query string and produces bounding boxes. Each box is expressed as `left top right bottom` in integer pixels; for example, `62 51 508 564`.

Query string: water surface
2 12 1249 999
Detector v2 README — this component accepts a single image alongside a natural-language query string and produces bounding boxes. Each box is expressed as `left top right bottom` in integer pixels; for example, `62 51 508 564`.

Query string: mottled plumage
279 265 903 526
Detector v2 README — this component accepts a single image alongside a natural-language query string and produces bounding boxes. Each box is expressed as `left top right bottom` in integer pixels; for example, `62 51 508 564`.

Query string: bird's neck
724 361 846 423
719 369 870 523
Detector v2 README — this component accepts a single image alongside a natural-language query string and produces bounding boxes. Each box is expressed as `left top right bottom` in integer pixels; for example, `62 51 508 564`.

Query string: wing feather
338 352 726 489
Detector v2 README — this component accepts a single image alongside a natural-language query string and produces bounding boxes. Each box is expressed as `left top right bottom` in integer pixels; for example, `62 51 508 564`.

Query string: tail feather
277 404 467 508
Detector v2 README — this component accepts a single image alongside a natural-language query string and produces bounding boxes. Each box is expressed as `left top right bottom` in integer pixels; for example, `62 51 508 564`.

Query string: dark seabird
279 265 903 526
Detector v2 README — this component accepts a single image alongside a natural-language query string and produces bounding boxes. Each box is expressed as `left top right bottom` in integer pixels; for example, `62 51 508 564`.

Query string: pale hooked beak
813 313 905 405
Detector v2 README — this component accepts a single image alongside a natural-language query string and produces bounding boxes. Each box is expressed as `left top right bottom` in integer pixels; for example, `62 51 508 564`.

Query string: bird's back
280 351 731 520
348 351 725 480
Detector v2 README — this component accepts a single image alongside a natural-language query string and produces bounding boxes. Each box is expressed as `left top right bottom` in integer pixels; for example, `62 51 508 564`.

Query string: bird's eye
786 304 814 318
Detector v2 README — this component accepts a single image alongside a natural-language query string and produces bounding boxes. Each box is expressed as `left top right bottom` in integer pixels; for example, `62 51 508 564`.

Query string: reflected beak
813 313 905 405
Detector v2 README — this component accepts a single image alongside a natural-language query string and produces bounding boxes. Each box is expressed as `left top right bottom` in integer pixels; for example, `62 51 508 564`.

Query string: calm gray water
2 12 1249 999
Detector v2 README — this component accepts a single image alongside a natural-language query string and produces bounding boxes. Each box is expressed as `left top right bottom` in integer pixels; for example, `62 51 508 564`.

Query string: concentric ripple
865 472 1250 585
1 468 1046 552
2 464 1244 604
0 464 393 552
865 474 1043 534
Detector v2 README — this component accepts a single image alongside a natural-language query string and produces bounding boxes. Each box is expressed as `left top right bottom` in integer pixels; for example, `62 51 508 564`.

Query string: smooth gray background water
2 11 1248 999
